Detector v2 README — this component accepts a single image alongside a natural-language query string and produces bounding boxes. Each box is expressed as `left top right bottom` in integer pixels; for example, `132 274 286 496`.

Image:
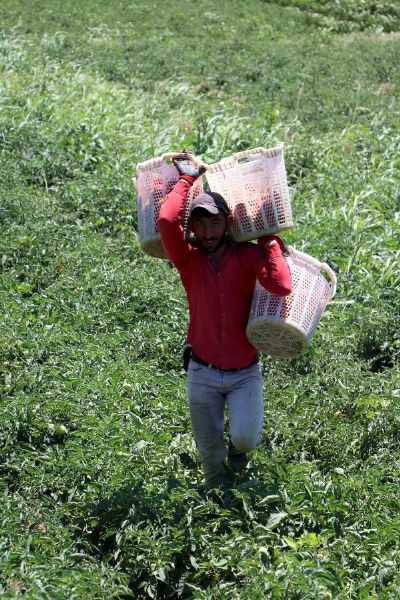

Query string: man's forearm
158 176 196 225
157 176 196 268
257 236 292 296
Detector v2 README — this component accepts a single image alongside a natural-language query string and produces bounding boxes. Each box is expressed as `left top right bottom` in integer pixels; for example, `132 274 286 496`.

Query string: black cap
189 192 229 216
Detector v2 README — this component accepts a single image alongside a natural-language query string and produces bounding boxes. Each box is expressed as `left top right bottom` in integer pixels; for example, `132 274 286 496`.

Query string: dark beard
201 240 217 254
189 229 231 253
200 238 227 255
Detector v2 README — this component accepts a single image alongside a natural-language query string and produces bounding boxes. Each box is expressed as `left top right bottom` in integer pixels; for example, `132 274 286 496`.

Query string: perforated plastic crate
205 145 293 242
135 154 203 258
246 247 337 358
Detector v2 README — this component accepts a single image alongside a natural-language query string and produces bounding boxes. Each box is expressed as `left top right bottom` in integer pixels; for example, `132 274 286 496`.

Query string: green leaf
266 512 287 530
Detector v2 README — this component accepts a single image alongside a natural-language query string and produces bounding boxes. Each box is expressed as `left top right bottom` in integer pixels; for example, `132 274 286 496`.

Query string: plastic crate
205 145 293 242
246 247 337 358
135 154 203 258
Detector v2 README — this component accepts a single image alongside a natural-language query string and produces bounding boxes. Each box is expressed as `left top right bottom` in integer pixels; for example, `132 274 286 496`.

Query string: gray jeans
187 359 264 483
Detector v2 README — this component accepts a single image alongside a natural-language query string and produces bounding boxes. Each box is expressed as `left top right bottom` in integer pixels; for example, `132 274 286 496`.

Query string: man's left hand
171 151 207 178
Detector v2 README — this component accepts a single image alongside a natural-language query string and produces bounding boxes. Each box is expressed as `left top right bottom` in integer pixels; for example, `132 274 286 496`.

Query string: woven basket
205 145 293 242
246 247 337 358
134 154 203 258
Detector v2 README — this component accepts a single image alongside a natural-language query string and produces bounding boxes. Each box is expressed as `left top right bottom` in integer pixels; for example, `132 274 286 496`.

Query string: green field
1 0 400 597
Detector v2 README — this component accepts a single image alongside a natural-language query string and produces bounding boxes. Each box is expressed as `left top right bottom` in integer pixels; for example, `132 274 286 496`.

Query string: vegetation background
1 0 399 597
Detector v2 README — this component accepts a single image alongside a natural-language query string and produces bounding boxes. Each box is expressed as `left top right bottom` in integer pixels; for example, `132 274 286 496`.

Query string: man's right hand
171 151 207 178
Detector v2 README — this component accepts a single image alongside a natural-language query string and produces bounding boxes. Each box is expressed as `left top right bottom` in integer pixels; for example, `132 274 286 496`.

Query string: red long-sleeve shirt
158 177 292 369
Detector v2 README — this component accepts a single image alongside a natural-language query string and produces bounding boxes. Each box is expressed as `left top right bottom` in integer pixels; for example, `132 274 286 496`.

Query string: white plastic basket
246 247 337 358
134 154 203 258
205 145 293 242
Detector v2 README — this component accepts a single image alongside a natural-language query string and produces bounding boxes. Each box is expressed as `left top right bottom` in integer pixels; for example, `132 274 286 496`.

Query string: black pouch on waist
182 344 192 372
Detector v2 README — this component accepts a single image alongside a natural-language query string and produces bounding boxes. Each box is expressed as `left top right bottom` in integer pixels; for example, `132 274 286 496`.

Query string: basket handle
211 145 284 170
231 147 267 161
214 147 266 167
232 144 284 163
287 247 337 299
287 246 323 271
320 262 337 299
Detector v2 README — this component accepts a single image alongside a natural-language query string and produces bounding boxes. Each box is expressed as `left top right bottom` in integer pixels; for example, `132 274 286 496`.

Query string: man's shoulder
232 240 259 255
226 241 261 270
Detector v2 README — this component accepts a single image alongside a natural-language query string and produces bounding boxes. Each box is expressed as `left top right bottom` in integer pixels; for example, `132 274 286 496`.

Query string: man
158 152 292 489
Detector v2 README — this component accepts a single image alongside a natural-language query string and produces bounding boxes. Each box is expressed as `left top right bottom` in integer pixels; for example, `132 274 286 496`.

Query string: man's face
190 211 227 254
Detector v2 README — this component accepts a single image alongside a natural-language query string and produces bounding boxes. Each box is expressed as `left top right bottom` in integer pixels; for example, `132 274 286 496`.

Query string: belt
191 352 259 372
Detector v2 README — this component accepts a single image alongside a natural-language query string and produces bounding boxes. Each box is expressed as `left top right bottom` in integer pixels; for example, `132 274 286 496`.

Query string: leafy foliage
271 0 400 33
0 0 399 598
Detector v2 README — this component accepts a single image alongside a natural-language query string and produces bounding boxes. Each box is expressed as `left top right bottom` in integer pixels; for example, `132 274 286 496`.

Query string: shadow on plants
359 414 400 460
77 474 284 597
279 345 318 376
357 322 399 373
81 482 146 557
0 464 21 492
78 481 205 597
